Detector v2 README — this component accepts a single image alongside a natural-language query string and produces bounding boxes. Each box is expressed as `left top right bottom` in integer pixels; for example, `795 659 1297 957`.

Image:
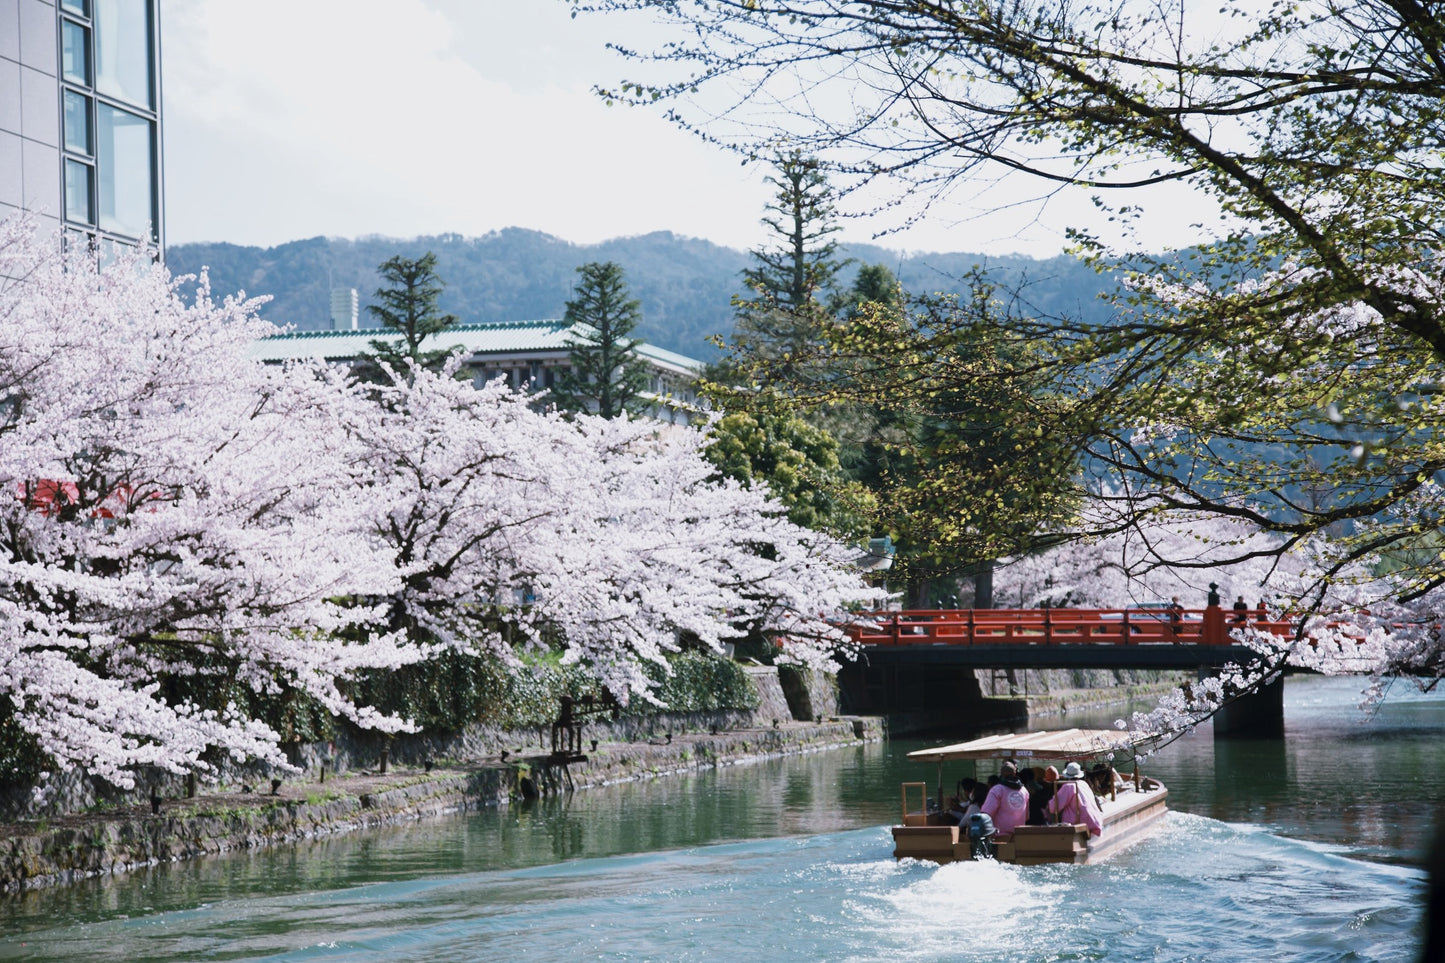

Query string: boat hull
891 785 1169 866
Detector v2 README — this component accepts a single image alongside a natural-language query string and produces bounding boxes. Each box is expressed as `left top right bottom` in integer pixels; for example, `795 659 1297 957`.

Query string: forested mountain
166 230 1119 360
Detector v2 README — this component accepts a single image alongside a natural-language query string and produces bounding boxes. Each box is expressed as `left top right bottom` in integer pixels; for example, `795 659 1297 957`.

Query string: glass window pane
61 0 90 15
61 21 90 85
95 105 153 239
94 0 152 108
64 160 94 225
63 91 92 154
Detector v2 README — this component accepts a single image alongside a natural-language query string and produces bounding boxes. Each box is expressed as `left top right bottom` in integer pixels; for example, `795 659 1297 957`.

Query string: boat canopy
906 728 1142 764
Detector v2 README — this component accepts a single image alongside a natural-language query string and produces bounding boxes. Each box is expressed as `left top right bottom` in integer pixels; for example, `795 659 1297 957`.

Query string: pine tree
731 151 846 365
355 252 461 383
550 262 654 418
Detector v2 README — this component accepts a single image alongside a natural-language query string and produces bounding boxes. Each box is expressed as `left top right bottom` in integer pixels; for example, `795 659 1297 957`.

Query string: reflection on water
0 675 1436 962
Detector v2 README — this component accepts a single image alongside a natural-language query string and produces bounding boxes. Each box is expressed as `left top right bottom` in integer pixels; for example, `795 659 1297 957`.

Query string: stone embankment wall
0 770 502 895
0 665 839 824
0 710 881 896
975 668 1189 719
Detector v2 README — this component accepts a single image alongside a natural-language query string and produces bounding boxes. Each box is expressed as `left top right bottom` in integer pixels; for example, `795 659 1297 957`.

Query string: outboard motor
966 812 997 860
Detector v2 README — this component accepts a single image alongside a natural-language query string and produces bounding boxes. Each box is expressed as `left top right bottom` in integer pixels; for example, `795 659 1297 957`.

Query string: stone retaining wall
0 716 884 896
0 665 816 823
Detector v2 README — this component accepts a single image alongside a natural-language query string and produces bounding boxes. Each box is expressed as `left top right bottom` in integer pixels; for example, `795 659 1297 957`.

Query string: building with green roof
252 319 707 425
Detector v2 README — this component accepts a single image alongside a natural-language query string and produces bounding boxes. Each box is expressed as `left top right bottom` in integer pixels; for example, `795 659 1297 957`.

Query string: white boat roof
906 728 1141 763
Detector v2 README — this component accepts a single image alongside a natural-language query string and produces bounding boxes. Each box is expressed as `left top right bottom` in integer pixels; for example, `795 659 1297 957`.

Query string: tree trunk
972 561 994 609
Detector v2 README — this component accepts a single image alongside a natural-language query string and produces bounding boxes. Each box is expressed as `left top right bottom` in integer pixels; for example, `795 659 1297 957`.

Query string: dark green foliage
354 252 462 381
644 652 761 714
741 152 844 312
703 408 875 539
352 651 592 730
167 232 1118 363
730 152 849 370
0 701 49 786
351 651 759 732
834 263 903 319
726 269 1083 592
153 651 339 745
550 262 655 418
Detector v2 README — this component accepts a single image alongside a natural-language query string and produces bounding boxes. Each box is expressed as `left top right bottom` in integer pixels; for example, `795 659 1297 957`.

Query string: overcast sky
160 0 1208 258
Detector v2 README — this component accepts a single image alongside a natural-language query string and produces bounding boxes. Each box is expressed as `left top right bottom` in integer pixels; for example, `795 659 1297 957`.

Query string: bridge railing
843 606 1295 648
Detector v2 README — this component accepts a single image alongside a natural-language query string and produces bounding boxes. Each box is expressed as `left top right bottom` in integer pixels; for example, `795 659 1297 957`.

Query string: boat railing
900 781 939 827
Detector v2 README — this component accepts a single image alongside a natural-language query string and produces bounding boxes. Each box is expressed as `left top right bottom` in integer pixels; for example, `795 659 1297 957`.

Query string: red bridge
835 603 1299 737
839 603 1294 670
847 605 1288 648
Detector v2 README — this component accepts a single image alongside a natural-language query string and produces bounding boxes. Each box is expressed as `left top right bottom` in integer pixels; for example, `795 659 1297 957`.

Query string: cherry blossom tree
0 212 883 791
342 361 884 703
992 504 1441 738
0 216 416 790
991 509 1307 611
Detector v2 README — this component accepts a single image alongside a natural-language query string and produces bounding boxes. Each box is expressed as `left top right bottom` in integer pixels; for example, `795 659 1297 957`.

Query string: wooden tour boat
891 728 1169 866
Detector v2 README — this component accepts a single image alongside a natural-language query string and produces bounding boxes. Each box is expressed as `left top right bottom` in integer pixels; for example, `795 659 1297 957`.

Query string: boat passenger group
947 760 1120 838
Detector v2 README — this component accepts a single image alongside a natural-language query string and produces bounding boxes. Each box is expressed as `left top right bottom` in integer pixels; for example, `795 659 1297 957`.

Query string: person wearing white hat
1049 761 1104 836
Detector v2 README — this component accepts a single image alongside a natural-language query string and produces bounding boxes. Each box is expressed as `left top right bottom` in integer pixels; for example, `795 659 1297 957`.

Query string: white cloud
163 0 772 249
160 1 1215 257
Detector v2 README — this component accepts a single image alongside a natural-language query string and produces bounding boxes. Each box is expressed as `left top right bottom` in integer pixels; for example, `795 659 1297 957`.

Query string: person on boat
981 760 1030 836
1087 763 1116 799
953 778 982 821
1017 766 1040 823
1049 762 1104 837
1027 766 1055 825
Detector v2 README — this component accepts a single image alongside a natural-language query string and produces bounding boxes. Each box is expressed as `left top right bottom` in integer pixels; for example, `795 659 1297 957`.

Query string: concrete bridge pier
1209 671 1285 739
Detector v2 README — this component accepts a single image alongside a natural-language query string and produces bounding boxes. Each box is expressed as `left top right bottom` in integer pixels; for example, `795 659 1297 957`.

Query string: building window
64 159 93 224
63 90 92 153
95 104 153 237
61 20 89 84
58 0 160 245
94 0 153 109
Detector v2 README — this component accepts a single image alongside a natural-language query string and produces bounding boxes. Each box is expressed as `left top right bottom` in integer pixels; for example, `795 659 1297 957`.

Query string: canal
0 675 1436 961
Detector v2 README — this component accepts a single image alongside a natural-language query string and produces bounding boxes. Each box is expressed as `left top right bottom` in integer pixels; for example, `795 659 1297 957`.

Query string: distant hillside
166 230 1120 360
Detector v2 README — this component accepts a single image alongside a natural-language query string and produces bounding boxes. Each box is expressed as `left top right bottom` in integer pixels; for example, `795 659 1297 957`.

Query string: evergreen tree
731 151 846 366
703 408 875 539
355 252 461 383
551 261 654 418
828 263 918 497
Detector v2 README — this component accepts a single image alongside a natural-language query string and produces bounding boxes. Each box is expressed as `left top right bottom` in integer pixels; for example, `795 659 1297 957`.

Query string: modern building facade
1 0 162 247
329 287 359 331
253 320 708 425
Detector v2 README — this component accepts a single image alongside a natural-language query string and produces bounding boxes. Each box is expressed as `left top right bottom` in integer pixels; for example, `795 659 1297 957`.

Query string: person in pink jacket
981 761 1030 836
1049 762 1104 836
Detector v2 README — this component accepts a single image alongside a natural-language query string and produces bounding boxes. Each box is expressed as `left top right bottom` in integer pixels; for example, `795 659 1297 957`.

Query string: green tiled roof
251 320 703 374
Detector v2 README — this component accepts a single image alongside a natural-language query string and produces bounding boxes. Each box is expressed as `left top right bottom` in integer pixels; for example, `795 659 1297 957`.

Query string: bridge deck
843 606 1287 669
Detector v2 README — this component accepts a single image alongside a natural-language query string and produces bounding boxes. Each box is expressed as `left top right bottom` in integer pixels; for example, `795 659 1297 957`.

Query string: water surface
0 675 1435 961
